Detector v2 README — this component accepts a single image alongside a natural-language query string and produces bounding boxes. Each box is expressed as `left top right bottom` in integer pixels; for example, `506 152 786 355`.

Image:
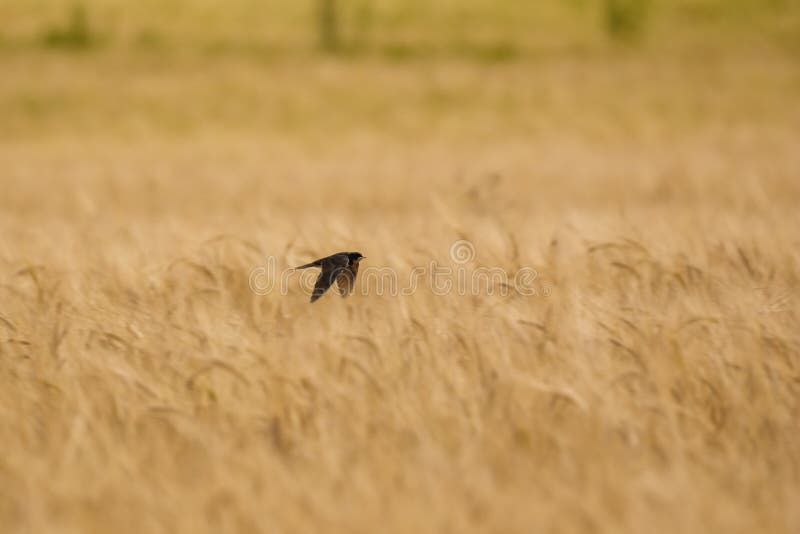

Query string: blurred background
2 0 798 138
2 0 798 219
4 0 800 57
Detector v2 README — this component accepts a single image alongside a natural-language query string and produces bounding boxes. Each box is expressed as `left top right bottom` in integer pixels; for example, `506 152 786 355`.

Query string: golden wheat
1 23 799 534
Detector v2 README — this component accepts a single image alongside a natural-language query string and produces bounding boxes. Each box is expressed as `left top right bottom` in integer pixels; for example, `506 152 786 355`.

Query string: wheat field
1 2 800 533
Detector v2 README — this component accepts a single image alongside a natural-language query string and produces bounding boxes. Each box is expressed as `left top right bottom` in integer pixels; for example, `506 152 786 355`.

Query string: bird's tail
294 259 321 269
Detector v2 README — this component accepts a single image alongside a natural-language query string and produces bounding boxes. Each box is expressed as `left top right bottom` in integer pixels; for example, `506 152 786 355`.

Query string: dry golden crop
1 3 799 533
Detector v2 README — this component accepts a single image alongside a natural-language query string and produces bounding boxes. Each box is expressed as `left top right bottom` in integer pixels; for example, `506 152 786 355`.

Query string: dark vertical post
318 0 340 52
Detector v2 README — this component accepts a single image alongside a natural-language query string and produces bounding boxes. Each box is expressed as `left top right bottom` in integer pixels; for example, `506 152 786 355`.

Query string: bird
294 252 365 303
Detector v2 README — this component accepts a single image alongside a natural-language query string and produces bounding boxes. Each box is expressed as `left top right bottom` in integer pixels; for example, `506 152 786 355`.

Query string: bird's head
348 252 365 263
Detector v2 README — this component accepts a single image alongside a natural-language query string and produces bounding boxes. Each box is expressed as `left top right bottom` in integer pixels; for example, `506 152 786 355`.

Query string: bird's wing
336 262 359 297
310 263 342 302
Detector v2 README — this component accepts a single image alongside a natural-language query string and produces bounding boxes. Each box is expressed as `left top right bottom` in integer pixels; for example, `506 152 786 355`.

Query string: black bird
294 252 365 303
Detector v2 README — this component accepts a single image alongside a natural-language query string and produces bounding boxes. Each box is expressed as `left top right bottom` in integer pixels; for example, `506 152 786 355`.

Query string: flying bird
294 252 365 303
